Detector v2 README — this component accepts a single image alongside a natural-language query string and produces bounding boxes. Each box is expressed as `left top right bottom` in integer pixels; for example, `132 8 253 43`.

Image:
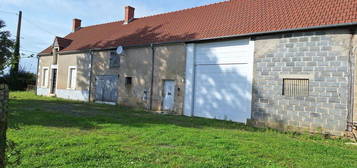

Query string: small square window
109 52 120 68
283 79 309 97
125 77 132 86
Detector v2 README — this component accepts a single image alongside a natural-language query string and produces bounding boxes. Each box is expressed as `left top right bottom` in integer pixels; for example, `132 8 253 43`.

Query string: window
42 68 49 87
109 52 120 68
283 79 309 96
125 77 132 86
68 67 77 89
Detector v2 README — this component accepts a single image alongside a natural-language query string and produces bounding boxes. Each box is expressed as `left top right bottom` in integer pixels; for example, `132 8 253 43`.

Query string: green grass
7 92 357 168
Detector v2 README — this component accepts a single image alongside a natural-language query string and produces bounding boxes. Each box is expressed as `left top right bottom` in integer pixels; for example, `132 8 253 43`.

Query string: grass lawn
6 92 357 168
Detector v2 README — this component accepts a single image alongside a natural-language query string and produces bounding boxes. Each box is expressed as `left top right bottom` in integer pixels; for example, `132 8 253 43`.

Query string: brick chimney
72 18 81 32
124 6 135 24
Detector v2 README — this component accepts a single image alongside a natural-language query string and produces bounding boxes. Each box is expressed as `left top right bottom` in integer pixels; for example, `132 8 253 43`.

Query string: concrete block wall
252 29 354 135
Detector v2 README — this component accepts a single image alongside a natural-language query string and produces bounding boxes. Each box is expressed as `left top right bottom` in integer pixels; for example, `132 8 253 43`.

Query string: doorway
183 39 254 123
50 68 57 94
95 75 119 103
162 80 175 111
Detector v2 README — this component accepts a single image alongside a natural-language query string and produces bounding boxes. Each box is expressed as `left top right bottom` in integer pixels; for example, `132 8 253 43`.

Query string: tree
0 19 12 168
0 20 14 72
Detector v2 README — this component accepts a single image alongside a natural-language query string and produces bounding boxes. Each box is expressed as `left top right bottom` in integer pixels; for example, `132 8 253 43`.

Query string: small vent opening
125 77 133 86
283 79 309 97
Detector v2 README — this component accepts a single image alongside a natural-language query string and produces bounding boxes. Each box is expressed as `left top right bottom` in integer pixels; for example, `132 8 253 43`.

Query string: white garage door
184 39 254 123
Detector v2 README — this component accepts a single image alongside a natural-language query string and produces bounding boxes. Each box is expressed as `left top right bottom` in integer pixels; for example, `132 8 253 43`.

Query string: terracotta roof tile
40 0 357 55
54 37 72 50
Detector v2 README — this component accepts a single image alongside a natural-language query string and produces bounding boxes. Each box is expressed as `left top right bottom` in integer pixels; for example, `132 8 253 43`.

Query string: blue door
95 75 118 103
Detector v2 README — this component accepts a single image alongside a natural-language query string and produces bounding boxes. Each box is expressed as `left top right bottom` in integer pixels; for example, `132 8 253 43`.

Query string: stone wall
90 48 153 107
116 47 152 108
0 83 8 166
251 28 354 135
90 50 120 103
151 43 186 114
91 44 186 114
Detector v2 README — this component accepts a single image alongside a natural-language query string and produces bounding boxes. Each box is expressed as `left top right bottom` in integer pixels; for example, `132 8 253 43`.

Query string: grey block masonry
251 29 355 136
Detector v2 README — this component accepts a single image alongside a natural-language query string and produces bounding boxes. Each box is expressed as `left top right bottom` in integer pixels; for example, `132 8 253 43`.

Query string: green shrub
4 71 36 91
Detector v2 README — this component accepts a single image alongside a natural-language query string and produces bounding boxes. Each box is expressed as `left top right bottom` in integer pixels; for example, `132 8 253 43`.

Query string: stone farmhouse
37 0 357 135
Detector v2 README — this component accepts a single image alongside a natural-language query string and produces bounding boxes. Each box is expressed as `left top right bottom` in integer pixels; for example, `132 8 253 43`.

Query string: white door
163 80 175 111
184 39 254 123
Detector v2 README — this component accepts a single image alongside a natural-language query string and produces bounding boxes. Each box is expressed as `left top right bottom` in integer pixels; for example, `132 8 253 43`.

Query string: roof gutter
149 43 155 110
35 55 40 95
37 22 357 56
88 50 94 103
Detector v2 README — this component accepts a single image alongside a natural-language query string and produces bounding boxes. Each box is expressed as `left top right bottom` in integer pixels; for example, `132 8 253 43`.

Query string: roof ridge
55 36 71 40
80 0 230 30
138 0 230 19
79 20 123 30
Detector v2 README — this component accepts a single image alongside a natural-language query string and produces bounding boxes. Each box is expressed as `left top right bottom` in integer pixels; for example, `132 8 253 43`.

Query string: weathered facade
88 44 186 113
37 52 90 101
151 44 186 114
38 43 186 114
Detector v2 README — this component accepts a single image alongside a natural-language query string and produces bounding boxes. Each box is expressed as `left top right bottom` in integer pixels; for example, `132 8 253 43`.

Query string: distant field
7 92 357 168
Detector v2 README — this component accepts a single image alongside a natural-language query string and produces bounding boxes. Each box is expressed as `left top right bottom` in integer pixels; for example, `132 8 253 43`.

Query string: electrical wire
20 48 39 53
20 56 35 58
1 9 58 36
22 17 57 36
0 10 18 15
1 9 56 56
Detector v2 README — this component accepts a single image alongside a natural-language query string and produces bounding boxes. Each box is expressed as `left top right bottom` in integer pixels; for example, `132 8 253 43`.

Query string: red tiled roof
54 36 73 50
39 0 357 55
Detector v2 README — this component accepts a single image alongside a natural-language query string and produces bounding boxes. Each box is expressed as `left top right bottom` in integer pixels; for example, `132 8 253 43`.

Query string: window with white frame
42 68 49 87
68 67 77 89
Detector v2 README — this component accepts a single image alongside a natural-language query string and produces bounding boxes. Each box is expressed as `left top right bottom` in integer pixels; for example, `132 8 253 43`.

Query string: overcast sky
0 0 224 73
